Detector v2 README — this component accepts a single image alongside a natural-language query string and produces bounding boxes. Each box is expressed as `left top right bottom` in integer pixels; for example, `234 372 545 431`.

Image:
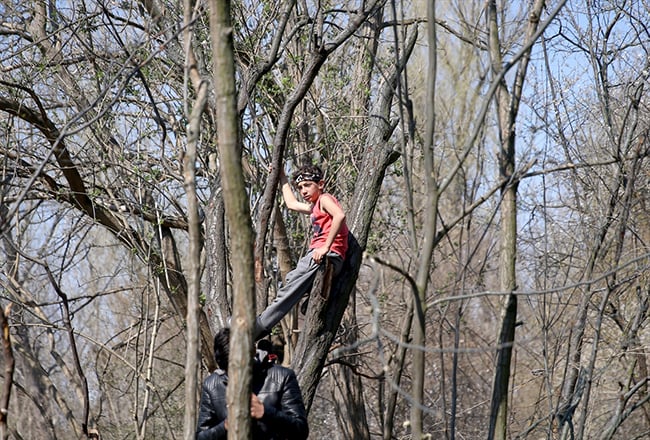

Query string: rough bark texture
209 0 256 438
0 305 14 440
330 293 371 440
486 1 548 438
291 234 362 411
205 194 230 331
182 78 207 439
328 6 383 438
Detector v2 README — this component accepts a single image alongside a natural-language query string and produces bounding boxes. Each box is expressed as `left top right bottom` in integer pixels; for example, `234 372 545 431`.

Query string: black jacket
196 363 309 440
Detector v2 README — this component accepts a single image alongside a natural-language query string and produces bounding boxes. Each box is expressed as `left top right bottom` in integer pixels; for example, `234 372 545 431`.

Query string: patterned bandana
294 171 322 184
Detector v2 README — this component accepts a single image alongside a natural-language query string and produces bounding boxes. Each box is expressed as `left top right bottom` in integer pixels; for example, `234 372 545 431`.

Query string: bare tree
485 1 553 439
208 0 257 438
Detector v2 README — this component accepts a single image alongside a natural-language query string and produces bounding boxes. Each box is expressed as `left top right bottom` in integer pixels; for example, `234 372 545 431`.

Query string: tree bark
208 0 256 438
0 187 15 440
0 305 14 440
486 1 547 439
330 293 371 440
409 1 438 437
182 78 208 439
328 6 384 438
205 194 230 331
291 235 362 410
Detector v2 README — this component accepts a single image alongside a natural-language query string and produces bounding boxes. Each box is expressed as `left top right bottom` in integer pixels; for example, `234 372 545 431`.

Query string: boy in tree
254 164 349 340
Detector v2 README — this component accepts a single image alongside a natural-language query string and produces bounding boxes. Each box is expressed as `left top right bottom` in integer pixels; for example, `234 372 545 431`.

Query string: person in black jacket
196 328 309 440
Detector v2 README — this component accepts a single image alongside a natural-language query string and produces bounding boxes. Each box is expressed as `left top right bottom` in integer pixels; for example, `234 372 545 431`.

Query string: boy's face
296 180 324 203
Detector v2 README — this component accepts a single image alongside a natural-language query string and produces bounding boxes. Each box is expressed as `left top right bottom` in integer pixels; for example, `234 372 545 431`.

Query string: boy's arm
279 169 312 213
311 194 346 262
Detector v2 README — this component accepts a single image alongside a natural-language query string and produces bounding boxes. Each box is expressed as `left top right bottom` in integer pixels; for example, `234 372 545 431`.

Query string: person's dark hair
213 328 230 371
292 165 323 185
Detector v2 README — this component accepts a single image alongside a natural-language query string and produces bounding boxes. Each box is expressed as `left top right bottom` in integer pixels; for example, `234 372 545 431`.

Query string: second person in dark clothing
196 328 309 440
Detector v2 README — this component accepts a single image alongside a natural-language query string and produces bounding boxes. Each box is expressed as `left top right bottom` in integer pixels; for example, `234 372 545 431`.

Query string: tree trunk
0 204 15 440
181 77 208 439
409 1 438 437
208 0 256 438
291 235 362 410
330 294 370 440
328 6 384 438
486 1 547 438
205 193 230 331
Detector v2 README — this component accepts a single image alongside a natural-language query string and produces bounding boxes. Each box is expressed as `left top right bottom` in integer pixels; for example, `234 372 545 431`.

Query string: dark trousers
255 249 343 339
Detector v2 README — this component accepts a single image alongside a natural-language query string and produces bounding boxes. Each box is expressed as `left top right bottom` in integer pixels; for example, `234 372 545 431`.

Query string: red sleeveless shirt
310 194 349 259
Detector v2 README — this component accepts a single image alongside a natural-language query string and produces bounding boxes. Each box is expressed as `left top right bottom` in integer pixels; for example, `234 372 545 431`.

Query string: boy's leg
255 251 320 338
298 252 343 314
328 252 344 276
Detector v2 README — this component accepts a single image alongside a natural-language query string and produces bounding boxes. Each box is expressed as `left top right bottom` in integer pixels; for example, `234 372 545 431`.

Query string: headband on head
294 171 322 184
